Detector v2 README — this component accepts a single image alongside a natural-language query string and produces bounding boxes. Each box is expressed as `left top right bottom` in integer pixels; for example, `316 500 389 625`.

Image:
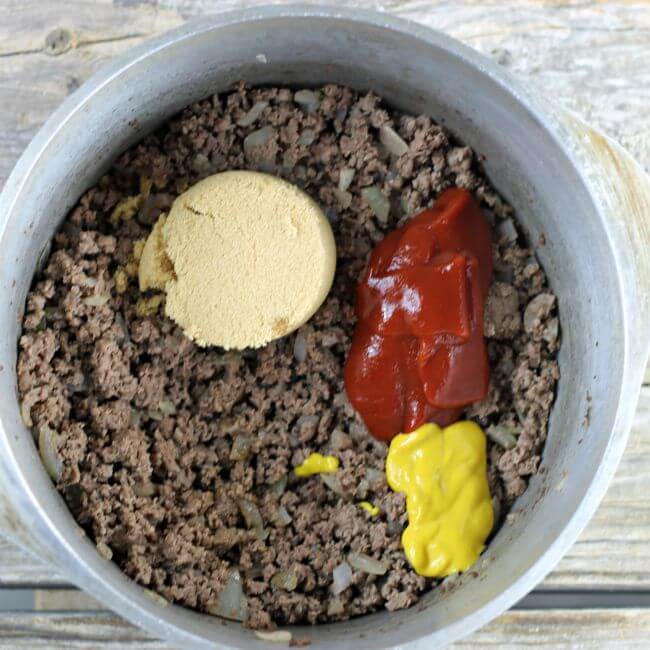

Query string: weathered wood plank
459 608 650 648
33 590 100 612
0 608 648 648
542 385 650 588
1 0 650 185
0 539 63 587
1 0 650 597
0 611 166 648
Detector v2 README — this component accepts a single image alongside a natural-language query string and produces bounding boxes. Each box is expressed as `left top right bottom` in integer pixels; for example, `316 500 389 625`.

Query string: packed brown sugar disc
139 170 337 349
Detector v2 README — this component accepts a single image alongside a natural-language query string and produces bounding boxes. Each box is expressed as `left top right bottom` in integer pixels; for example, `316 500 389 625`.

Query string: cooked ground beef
16 82 559 629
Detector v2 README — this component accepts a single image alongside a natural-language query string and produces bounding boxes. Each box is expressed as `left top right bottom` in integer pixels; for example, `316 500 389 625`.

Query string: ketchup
344 188 492 442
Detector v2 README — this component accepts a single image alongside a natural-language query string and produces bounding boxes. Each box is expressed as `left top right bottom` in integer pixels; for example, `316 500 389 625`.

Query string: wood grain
0 611 166 648
543 384 650 588
1 0 650 644
2 0 650 185
0 608 647 648
461 608 650 648
0 539 62 587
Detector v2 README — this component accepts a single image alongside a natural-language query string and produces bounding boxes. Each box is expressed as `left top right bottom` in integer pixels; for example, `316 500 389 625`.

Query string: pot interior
0 10 624 649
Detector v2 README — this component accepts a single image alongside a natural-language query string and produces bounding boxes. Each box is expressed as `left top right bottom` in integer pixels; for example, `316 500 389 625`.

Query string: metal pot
0 5 648 649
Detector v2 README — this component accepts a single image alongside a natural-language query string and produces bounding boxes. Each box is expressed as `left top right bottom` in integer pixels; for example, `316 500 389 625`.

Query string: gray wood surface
0 608 649 648
0 539 62 587
1 0 650 646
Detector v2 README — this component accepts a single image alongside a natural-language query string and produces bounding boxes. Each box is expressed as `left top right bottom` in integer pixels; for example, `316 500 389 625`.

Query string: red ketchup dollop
344 188 493 442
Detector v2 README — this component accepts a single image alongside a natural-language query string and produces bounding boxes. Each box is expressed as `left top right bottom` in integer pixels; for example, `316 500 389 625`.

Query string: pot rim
0 5 639 649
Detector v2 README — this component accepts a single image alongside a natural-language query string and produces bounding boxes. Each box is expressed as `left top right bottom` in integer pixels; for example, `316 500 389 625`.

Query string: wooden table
1 1 650 646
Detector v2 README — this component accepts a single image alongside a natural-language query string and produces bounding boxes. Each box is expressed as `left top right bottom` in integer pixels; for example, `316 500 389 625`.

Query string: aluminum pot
0 5 648 649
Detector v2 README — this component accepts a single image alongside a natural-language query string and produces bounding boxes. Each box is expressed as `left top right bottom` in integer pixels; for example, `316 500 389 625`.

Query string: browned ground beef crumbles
17 83 560 629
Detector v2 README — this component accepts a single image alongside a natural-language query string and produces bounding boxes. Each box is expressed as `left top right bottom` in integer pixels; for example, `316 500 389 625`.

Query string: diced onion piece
270 475 288 497
362 186 390 222
243 126 275 156
333 188 352 209
144 588 169 607
84 295 109 306
386 518 403 536
320 473 345 496
524 293 556 334
133 481 156 497
497 218 518 244
338 167 355 191
255 630 292 643
294 89 320 113
357 479 369 496
295 415 319 431
330 429 351 450
379 124 409 157
327 598 345 616
147 409 163 421
114 312 130 343
129 409 142 428
348 552 388 575
159 399 176 416
96 541 113 561
230 435 252 461
237 100 269 127
293 329 308 363
441 572 461 589
486 425 518 449
209 569 248 622
331 561 353 595
238 499 268 540
272 505 293 527
191 153 210 174
298 130 316 146
20 401 33 428
543 317 560 345
271 569 298 591
365 467 383 485
38 425 63 481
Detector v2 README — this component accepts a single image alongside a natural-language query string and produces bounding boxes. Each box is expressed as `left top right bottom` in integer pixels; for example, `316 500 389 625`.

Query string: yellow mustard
358 501 380 517
385 421 493 578
294 452 339 477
